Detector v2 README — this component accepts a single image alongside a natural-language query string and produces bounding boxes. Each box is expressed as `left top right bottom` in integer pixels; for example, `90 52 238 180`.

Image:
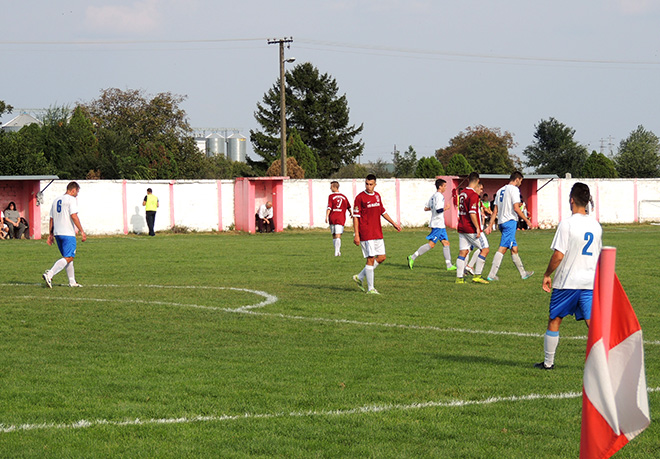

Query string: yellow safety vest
145 194 158 211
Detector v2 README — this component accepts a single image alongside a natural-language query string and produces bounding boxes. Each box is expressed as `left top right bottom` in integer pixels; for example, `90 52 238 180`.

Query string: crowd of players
327 172 602 369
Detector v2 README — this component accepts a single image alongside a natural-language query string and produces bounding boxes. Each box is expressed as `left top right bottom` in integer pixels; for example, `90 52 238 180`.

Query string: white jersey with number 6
50 194 79 237
550 213 602 290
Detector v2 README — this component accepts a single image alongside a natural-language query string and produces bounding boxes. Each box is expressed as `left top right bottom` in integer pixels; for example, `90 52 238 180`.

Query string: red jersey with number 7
353 191 386 241
457 187 480 234
327 192 351 226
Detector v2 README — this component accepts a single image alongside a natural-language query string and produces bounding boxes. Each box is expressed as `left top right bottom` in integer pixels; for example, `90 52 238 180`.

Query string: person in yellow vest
142 188 159 236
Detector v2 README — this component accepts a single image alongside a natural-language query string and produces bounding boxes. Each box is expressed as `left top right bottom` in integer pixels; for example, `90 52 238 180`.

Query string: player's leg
487 247 506 281
467 248 481 270
456 234 471 282
409 231 437 269
511 246 534 279
488 220 515 280
536 289 578 369
471 235 489 283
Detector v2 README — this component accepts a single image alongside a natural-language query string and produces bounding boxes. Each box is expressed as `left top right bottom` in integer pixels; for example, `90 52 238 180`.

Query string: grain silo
227 133 247 162
205 133 226 157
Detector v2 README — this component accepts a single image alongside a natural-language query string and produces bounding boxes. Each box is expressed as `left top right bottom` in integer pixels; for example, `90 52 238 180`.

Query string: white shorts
459 233 489 252
360 239 386 258
330 224 344 235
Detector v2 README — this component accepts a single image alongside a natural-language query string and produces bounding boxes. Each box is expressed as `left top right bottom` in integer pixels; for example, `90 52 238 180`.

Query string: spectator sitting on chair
255 201 275 233
4 202 26 239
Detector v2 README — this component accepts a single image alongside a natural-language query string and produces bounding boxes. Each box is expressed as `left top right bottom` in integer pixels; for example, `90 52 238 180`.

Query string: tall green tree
436 125 519 174
82 88 204 179
0 124 54 175
582 151 618 178
445 153 474 175
250 62 364 177
393 145 418 177
523 117 588 177
614 125 660 178
287 128 318 178
415 156 445 178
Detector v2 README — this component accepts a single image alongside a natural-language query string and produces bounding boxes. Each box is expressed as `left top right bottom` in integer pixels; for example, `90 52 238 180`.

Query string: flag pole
597 247 616 357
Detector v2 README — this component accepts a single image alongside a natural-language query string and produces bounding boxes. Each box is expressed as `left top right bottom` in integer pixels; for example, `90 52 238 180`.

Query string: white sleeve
550 220 569 254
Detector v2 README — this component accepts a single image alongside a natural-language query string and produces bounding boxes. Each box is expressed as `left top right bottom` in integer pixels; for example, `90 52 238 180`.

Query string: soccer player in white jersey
42 181 87 288
485 171 533 281
407 178 456 271
535 182 602 370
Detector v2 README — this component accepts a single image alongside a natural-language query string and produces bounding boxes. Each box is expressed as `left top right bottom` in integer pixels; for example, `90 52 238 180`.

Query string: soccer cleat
366 289 380 295
455 277 465 284
522 271 535 280
464 265 474 275
69 282 83 287
534 362 554 370
42 271 52 289
486 275 499 282
447 265 457 271
352 275 366 292
407 255 414 269
472 276 490 284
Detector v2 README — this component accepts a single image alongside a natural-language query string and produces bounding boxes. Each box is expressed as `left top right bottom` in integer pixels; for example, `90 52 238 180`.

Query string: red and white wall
36 177 660 236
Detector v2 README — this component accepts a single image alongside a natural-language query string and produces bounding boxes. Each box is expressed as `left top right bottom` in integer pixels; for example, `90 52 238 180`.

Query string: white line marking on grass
5 282 659 345
2 387 658 434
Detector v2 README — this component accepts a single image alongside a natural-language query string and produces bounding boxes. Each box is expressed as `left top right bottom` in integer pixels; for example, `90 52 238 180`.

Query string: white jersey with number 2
550 213 602 290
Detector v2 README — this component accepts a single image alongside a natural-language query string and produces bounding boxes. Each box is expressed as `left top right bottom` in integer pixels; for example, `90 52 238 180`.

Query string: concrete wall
38 177 660 236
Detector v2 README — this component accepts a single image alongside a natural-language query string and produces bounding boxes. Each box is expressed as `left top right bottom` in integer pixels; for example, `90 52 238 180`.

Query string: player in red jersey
352 174 402 294
325 181 353 256
456 172 490 284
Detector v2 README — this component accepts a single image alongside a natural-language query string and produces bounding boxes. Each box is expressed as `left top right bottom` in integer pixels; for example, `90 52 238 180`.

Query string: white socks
49 258 68 278
512 253 526 277
365 265 375 291
412 243 432 260
488 251 504 279
456 256 466 278
333 238 341 256
65 262 76 285
467 249 481 269
475 254 486 275
544 330 560 367
443 246 452 267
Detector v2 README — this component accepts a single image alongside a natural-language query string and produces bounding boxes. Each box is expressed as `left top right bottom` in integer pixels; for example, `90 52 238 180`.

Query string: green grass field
0 225 658 457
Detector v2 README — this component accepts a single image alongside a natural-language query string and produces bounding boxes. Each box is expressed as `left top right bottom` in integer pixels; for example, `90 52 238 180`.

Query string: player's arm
382 212 402 232
469 211 481 237
486 205 498 234
514 202 532 227
542 250 564 293
70 213 87 242
325 207 331 224
47 217 54 246
353 216 360 245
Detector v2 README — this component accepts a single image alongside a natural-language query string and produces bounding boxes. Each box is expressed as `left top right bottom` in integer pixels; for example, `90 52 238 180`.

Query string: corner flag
580 247 650 459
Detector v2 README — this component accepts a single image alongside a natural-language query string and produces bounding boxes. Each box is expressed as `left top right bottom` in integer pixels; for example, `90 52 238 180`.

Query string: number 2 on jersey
582 232 594 256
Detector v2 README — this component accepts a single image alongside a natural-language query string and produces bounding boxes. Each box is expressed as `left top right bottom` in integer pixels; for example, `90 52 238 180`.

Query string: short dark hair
510 171 523 181
147 188 153 193
330 181 339 188
467 172 480 184
483 193 489 198
67 181 80 191
570 182 591 207
366 174 377 182
435 178 446 189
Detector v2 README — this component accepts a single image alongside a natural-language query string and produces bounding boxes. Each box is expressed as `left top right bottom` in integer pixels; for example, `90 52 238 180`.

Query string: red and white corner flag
580 247 650 459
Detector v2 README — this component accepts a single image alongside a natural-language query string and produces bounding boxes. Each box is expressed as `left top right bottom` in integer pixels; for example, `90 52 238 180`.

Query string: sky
2 0 660 167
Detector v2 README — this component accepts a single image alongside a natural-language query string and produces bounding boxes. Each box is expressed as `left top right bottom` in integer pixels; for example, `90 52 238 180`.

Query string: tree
0 124 54 175
250 62 364 177
523 117 588 177
582 151 618 178
287 128 318 178
393 145 418 177
267 156 305 178
82 88 205 179
0 100 14 117
331 163 368 179
366 159 393 178
415 156 445 178
445 154 474 175
436 125 519 174
614 125 660 178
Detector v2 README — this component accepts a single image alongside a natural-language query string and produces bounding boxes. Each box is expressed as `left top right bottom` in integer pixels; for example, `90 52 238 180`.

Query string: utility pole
268 37 294 176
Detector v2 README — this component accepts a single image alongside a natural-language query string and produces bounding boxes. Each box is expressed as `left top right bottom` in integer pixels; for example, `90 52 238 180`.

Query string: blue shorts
426 228 449 244
549 289 593 321
498 220 518 249
55 235 77 258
